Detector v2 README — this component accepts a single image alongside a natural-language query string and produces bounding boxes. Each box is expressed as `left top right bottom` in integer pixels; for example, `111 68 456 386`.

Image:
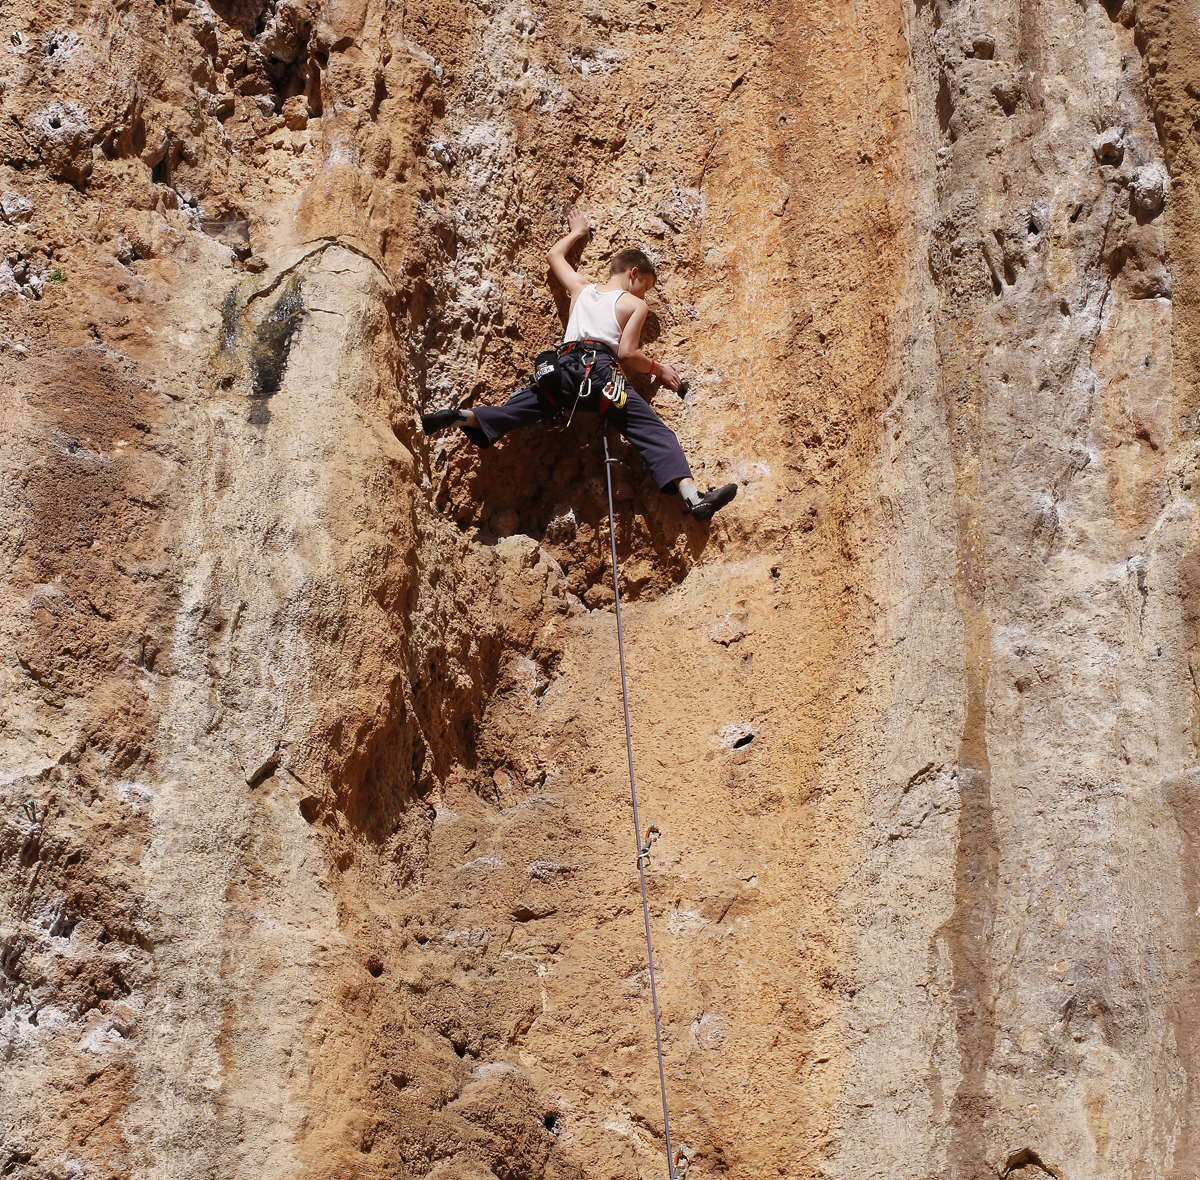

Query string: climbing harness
534 339 628 430
603 429 682 1180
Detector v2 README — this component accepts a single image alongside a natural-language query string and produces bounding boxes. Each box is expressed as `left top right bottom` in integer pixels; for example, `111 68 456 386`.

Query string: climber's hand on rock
656 360 682 391
566 208 593 238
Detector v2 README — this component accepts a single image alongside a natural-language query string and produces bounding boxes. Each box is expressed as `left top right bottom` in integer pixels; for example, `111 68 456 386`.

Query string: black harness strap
536 339 626 419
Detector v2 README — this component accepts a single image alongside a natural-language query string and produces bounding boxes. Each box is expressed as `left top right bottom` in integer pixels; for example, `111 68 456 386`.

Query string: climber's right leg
681 479 738 522
422 383 551 448
610 389 738 521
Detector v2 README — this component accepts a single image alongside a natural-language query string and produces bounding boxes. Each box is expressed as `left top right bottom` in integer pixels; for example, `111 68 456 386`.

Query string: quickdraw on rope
639 824 661 866
603 428 682 1180
602 367 628 412
563 347 595 430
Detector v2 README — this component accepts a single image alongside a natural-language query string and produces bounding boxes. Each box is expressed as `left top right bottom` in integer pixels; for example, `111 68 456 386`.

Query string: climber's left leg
470 383 558 447
422 383 552 448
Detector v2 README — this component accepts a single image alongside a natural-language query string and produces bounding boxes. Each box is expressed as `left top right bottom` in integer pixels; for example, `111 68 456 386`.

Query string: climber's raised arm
545 208 594 299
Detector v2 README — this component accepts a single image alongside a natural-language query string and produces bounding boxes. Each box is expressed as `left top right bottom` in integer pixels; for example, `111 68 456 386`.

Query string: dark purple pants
469 357 692 493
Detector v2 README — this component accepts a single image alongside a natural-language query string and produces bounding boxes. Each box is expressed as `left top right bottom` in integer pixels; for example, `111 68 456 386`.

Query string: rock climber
420 208 738 522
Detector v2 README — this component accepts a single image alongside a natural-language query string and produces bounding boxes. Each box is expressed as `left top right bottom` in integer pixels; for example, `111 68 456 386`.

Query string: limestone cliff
3 0 1200 1175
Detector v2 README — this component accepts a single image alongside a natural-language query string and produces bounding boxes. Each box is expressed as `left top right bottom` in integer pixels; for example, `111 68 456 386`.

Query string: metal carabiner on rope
672 1145 693 1178
639 823 661 866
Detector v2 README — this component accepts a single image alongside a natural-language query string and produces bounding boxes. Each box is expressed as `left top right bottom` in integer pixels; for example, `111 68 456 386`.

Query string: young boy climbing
421 208 738 522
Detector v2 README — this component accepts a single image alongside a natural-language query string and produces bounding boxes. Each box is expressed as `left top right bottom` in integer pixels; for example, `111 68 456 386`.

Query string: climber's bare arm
545 208 593 298
617 297 681 390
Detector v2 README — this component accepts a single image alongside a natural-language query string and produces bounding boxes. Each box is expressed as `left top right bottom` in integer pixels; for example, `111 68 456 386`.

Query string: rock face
3 0 1200 1174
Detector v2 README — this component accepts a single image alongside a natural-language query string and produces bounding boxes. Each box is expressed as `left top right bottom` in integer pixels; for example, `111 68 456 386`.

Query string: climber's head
609 248 657 298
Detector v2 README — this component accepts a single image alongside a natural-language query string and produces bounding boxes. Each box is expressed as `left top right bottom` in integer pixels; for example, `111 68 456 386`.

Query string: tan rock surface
3 0 1200 1175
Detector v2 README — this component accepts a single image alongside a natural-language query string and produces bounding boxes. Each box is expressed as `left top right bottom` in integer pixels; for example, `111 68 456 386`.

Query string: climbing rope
602 430 681 1180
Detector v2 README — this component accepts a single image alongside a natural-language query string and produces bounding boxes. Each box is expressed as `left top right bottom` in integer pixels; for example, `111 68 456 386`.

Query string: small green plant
47 267 66 284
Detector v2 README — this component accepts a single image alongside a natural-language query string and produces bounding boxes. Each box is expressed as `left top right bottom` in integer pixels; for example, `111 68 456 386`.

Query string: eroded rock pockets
0 758 154 1178
3 349 176 770
0 346 177 1173
916 0 1194 1172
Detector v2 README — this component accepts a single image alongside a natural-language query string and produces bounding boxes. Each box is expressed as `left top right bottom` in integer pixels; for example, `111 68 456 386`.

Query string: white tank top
563 285 623 352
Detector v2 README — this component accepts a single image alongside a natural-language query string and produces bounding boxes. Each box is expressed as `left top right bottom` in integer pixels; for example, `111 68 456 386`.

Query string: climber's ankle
677 477 701 507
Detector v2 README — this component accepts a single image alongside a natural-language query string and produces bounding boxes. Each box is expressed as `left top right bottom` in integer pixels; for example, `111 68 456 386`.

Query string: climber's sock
685 482 738 523
680 483 702 508
422 408 469 435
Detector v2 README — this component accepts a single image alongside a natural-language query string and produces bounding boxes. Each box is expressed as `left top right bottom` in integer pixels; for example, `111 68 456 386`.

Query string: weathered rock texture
3 0 1200 1174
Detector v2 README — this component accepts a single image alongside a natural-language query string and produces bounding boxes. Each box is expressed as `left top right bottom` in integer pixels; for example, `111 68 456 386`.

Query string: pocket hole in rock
544 1113 559 1135
732 732 754 749
1003 1147 1058 1177
367 958 383 977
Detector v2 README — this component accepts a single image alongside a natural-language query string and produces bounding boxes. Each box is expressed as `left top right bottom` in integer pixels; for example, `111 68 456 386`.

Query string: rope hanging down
602 430 683 1180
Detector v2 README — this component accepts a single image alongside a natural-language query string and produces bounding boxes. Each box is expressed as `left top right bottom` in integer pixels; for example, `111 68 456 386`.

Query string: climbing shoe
422 408 464 435
685 482 738 522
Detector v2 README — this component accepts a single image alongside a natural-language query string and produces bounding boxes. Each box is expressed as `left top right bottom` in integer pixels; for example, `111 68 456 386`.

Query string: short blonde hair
609 248 657 281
